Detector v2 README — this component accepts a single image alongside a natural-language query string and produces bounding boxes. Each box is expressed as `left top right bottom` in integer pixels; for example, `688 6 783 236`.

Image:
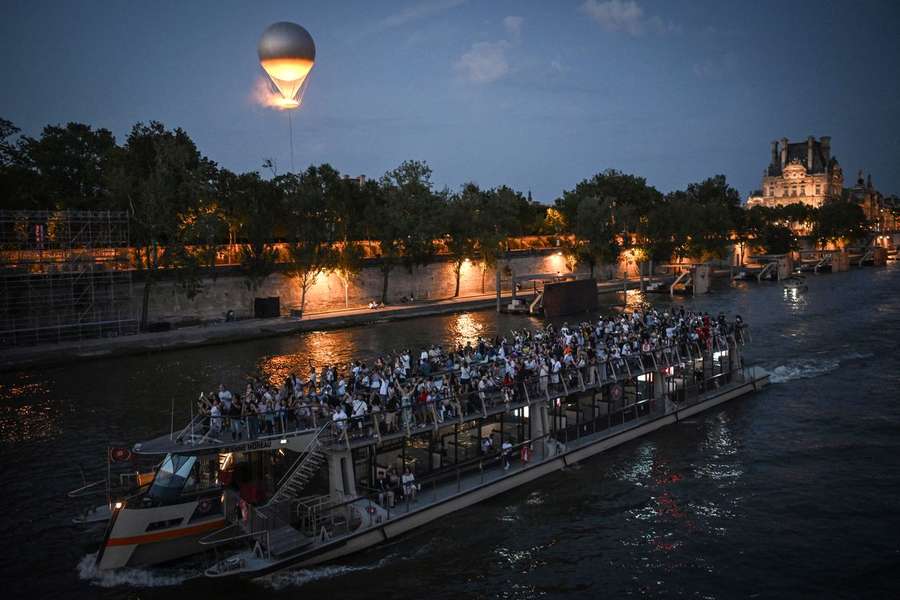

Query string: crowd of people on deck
197 306 745 442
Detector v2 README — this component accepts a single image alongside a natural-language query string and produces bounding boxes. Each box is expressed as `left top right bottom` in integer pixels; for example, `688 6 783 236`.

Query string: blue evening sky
2 0 899 202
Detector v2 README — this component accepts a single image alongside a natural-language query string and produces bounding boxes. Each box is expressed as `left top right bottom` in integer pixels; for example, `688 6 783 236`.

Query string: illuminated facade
846 171 885 226
746 136 843 208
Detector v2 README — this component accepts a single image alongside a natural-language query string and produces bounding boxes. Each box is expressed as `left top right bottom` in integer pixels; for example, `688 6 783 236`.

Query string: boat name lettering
233 440 270 451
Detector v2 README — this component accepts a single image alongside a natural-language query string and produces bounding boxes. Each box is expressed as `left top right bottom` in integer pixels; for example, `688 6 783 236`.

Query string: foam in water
767 352 873 384
262 555 394 590
76 553 197 588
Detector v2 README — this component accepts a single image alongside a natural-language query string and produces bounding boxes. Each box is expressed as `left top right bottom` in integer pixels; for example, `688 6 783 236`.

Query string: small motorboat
783 276 807 292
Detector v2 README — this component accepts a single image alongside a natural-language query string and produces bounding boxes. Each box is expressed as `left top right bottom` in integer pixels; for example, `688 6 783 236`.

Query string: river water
2 265 899 599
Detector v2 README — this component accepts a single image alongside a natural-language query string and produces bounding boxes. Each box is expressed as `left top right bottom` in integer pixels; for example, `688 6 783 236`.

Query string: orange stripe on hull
106 518 226 547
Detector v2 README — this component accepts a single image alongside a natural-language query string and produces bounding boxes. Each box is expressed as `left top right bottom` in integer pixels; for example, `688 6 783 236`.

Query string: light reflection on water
448 312 486 348
256 310 505 386
783 285 808 311
0 376 59 443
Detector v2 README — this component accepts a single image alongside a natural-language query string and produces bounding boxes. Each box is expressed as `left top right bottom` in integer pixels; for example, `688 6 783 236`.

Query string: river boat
85 415 318 570
200 329 768 580
783 276 808 292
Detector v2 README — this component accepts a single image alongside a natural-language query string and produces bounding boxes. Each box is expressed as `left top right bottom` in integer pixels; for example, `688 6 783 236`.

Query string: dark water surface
2 266 900 599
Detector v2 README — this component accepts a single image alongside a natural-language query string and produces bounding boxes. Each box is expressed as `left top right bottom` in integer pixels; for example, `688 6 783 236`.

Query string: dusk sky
3 0 899 202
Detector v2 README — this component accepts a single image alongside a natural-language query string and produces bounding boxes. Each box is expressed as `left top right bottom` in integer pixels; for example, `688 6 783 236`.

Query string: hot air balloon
258 22 316 109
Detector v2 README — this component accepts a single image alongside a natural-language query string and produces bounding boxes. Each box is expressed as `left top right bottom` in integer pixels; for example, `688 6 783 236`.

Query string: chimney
807 136 814 170
820 136 831 163
780 137 789 168
771 140 779 167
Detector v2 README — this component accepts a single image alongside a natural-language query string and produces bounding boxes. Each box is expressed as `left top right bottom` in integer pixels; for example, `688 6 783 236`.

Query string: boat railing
171 410 322 447
173 332 749 450
321 338 746 449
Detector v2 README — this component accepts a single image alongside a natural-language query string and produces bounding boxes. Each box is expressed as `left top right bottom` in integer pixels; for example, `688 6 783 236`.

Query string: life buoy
198 498 212 514
610 384 623 402
109 447 132 462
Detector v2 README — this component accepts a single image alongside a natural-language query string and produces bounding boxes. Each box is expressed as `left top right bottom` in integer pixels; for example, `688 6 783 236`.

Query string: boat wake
767 352 873 384
76 553 198 588
262 555 395 590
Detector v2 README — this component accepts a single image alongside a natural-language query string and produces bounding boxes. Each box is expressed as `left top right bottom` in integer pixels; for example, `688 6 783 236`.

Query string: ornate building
845 171 885 227
746 136 843 208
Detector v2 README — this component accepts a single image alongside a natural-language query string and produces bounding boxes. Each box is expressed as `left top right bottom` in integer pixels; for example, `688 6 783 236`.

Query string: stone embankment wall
140 250 634 324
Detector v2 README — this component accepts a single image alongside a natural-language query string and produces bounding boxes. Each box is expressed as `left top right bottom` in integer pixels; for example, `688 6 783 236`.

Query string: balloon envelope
258 22 316 107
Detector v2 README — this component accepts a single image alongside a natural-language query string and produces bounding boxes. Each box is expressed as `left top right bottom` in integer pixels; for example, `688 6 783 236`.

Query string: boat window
148 454 197 502
145 518 183 532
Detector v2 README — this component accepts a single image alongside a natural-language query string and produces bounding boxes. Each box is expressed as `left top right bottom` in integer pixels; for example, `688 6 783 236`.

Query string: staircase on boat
266 423 330 506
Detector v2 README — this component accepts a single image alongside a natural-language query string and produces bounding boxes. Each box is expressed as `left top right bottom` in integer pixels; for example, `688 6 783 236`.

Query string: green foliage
105 121 216 327
758 223 796 254
556 169 662 277
813 201 868 246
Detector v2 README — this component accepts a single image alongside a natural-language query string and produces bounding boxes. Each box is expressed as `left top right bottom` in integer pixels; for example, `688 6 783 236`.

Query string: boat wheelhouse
89 412 318 570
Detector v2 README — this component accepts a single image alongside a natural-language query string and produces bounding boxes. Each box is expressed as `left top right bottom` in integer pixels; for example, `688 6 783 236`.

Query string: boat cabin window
148 453 220 503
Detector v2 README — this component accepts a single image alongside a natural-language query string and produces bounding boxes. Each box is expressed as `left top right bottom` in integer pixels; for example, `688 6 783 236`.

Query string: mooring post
495 266 501 313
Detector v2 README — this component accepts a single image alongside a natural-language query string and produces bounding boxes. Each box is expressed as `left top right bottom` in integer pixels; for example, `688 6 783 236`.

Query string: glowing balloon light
258 22 316 109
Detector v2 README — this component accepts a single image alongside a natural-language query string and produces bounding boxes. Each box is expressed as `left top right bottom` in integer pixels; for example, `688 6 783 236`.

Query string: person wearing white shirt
502 440 513 470
210 401 223 434
401 468 417 502
218 385 233 412
333 406 348 432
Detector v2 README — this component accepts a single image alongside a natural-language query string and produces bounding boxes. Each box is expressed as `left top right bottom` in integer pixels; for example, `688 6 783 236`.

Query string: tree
565 196 622 279
812 201 867 247
758 223 795 255
476 186 519 292
177 200 228 295
0 119 33 209
230 172 281 295
16 122 117 210
680 175 741 260
279 166 341 315
107 121 215 329
376 160 440 302
367 183 404 305
445 184 481 297
556 170 661 278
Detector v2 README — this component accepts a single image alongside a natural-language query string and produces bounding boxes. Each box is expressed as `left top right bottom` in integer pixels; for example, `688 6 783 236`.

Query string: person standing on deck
502 439 513 470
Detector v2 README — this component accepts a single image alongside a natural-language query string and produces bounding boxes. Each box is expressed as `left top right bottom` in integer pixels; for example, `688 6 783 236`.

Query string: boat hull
96 499 226 570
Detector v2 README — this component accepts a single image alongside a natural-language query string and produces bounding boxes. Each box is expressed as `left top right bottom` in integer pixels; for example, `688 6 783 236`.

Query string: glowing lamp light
114 502 123 510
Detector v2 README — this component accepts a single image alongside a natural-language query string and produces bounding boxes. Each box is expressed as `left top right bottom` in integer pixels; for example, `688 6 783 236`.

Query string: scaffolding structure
0 210 137 346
